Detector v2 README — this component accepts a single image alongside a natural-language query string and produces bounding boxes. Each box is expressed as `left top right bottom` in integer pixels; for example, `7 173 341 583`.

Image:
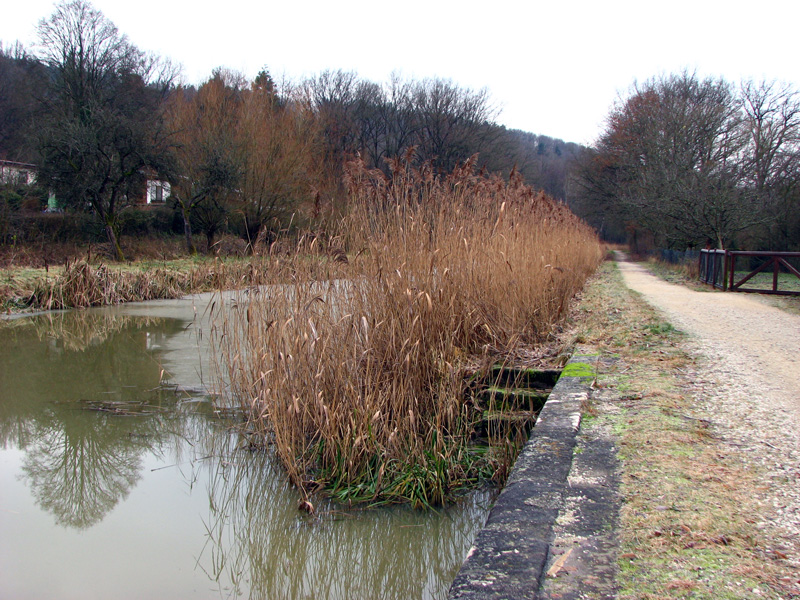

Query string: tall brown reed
25 258 282 310
213 155 603 507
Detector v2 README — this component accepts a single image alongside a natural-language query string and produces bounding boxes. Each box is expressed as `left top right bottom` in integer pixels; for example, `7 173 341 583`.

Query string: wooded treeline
573 71 800 251
0 1 577 260
10 3 796 257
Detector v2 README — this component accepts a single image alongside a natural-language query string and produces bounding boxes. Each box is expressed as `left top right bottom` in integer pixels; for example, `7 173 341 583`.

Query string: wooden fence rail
698 249 800 296
699 249 727 290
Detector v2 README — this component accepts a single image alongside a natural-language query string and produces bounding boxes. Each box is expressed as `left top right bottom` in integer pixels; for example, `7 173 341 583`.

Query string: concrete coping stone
447 354 598 599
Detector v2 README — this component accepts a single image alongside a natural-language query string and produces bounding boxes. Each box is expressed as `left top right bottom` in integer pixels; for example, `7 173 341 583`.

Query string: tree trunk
182 207 197 255
105 222 125 262
206 229 216 254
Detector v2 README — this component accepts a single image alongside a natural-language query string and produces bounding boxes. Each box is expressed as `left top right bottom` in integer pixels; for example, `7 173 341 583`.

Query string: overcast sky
3 0 799 145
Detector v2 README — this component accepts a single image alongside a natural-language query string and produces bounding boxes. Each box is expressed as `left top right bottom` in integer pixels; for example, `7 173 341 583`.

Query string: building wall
0 161 37 186
145 179 171 204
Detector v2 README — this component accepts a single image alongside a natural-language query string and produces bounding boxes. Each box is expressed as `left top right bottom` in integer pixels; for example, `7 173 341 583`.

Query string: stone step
474 386 551 412
474 410 539 441
481 366 561 390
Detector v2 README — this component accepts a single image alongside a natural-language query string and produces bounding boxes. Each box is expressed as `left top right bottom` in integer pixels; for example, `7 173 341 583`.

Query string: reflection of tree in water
20 411 145 529
30 310 170 352
0 310 186 443
199 432 493 600
1 310 191 528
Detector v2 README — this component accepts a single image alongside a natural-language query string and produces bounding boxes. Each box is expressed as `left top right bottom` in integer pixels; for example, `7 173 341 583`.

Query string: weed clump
22 257 277 310
213 155 603 506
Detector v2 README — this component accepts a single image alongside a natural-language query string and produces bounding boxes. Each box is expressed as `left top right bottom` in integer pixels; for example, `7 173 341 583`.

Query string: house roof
0 159 37 170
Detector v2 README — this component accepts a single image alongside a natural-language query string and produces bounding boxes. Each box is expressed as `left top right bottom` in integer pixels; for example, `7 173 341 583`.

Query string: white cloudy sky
3 0 799 145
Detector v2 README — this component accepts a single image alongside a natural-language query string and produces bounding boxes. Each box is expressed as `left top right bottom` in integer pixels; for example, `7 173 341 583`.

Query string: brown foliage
213 155 603 506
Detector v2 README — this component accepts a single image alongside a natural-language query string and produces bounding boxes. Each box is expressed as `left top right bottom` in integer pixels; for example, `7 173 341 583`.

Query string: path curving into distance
616 255 800 570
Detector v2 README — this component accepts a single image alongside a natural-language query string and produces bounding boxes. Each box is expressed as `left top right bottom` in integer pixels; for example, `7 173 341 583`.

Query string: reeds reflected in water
199 428 493 599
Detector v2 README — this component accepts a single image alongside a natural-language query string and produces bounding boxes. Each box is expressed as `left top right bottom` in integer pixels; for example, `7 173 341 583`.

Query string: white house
144 178 171 204
1 159 170 209
0 160 37 186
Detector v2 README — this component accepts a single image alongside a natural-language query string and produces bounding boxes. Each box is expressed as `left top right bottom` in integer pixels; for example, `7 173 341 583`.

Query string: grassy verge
753 294 800 315
568 261 793 599
1 256 246 312
731 271 800 293
0 253 351 313
643 257 706 290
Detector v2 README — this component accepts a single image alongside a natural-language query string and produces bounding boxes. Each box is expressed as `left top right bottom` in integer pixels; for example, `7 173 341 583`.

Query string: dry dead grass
1 254 335 311
568 261 796 599
212 155 603 506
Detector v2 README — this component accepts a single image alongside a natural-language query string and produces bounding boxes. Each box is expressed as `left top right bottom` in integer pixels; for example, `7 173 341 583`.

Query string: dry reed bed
213 156 603 507
21 258 285 310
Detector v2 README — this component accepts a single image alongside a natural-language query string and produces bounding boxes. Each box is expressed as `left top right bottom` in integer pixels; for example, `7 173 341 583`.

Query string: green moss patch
561 361 596 379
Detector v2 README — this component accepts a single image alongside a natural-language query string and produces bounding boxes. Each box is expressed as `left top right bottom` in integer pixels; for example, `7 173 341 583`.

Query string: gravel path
616 257 800 571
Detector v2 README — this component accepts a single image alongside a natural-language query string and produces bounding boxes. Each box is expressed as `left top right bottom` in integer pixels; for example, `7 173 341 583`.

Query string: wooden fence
699 249 800 296
699 249 728 289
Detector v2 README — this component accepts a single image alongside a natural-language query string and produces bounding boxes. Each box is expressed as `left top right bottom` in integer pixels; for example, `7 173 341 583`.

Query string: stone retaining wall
448 352 617 599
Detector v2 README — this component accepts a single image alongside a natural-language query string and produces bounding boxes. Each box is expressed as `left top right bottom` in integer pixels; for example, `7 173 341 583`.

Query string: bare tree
303 69 361 162
235 79 319 247
740 80 800 248
35 0 175 261
302 72 500 177
584 72 750 248
741 81 800 194
0 43 49 162
37 1 141 114
410 78 498 172
166 72 242 254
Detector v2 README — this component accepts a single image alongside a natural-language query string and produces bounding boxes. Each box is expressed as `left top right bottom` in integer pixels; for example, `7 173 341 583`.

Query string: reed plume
214 154 603 506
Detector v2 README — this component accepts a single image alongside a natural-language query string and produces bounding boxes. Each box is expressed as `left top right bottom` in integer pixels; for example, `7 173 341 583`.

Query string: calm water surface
0 295 492 599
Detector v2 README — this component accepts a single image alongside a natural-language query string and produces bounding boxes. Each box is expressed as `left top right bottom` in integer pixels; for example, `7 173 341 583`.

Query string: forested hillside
7 2 796 256
0 2 578 260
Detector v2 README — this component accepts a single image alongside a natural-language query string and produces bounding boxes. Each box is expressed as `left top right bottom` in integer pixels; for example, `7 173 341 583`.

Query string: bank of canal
449 351 619 599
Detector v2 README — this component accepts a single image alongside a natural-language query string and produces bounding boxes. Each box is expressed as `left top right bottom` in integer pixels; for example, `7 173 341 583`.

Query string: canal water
0 294 492 599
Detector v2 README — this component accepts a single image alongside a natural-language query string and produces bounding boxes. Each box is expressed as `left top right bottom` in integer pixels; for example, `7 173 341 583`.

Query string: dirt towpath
616 255 800 569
